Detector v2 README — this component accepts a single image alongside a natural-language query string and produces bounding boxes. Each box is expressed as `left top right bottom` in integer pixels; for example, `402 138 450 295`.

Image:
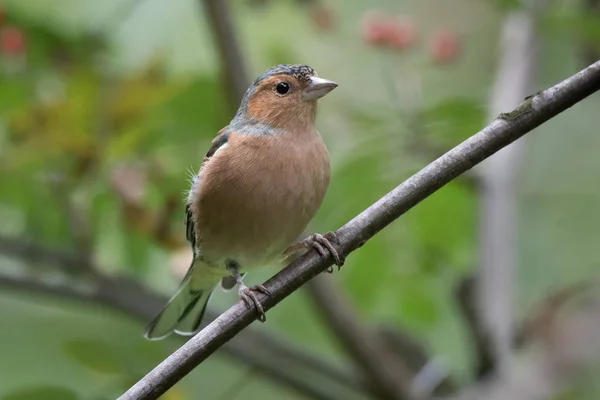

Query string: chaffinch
144 64 343 340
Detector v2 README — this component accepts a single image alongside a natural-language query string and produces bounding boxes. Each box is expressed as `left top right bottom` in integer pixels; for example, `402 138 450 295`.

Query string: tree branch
307 275 414 400
198 1 399 394
450 281 600 400
475 0 543 376
0 237 88 276
0 237 366 400
200 0 249 108
118 60 600 400
455 274 496 379
0 275 350 400
200 0 412 395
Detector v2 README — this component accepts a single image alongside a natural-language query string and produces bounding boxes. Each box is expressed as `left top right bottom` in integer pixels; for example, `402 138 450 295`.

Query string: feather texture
144 64 336 339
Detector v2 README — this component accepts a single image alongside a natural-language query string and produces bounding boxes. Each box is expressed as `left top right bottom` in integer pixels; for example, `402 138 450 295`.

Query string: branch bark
474 0 542 375
455 274 496 379
0 275 349 400
201 0 418 395
118 61 600 400
0 237 366 400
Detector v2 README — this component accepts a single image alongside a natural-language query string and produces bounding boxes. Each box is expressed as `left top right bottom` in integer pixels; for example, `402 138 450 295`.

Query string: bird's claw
239 284 271 322
304 232 345 270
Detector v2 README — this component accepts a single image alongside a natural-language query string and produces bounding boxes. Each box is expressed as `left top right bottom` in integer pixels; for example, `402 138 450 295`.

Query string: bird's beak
303 76 338 101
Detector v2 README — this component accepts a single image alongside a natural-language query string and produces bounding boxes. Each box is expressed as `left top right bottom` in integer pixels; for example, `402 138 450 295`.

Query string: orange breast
191 131 330 269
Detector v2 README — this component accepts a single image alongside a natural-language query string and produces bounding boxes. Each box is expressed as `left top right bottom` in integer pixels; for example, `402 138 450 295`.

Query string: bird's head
232 64 337 132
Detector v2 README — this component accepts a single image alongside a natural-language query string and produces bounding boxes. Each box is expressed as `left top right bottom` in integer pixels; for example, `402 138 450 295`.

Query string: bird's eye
276 82 290 95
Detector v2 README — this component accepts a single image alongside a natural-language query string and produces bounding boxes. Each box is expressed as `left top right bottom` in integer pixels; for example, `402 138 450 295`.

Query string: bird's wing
185 203 196 249
204 129 230 160
185 129 231 250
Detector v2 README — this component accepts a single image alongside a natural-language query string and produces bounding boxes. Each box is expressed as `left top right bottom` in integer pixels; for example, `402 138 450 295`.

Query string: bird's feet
285 232 345 273
238 283 271 322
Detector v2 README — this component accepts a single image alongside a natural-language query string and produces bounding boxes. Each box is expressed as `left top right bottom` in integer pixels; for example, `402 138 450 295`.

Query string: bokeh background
1 0 600 399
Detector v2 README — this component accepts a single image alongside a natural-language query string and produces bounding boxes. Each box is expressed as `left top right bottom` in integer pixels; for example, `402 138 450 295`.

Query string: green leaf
122 231 152 272
2 386 78 400
161 76 227 140
496 0 522 10
407 182 476 272
543 11 600 43
264 44 298 68
0 79 29 111
420 97 485 147
62 339 125 375
345 236 390 312
399 283 439 326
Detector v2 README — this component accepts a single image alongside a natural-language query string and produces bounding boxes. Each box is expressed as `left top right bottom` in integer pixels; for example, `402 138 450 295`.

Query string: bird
144 64 344 340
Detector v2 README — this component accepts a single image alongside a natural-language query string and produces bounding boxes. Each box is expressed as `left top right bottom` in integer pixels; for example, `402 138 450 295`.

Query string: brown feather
190 129 330 270
247 75 317 130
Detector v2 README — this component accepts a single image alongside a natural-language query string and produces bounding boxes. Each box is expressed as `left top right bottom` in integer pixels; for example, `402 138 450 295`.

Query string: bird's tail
144 258 218 340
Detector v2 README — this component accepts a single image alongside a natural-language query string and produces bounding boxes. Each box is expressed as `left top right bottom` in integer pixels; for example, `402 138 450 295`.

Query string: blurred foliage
495 0 523 10
543 10 600 43
419 97 485 147
2 386 79 400
1 0 600 399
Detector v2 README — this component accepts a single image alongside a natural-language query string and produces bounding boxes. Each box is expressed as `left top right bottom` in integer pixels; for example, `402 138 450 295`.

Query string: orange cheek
247 94 272 121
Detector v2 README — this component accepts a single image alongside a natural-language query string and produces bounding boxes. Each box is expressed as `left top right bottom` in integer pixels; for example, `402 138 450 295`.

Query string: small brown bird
144 64 343 340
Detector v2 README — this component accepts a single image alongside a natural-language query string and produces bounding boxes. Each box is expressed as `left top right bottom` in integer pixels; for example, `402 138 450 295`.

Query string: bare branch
203 0 407 394
307 275 414 400
0 275 352 400
450 282 600 400
475 0 543 375
455 274 496 379
0 237 366 400
200 0 249 107
0 237 88 276
117 61 600 400
198 1 387 396
241 322 368 394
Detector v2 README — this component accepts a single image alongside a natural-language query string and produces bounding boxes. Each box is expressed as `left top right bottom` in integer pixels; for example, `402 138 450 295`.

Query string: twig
307 274 414 400
49 175 95 270
515 279 598 347
118 61 600 400
307 265 456 399
241 324 367 393
475 0 543 375
455 274 496 379
201 0 401 398
200 0 250 107
377 327 457 396
0 275 348 400
0 237 365 400
0 237 88 276
450 282 600 400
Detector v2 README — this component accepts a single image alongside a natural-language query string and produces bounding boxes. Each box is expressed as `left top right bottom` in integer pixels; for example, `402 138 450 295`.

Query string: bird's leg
285 232 345 272
226 261 271 322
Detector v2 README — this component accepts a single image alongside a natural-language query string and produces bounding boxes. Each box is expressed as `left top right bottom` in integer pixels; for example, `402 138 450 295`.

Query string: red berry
0 26 26 55
361 11 396 46
430 29 461 64
388 18 417 50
